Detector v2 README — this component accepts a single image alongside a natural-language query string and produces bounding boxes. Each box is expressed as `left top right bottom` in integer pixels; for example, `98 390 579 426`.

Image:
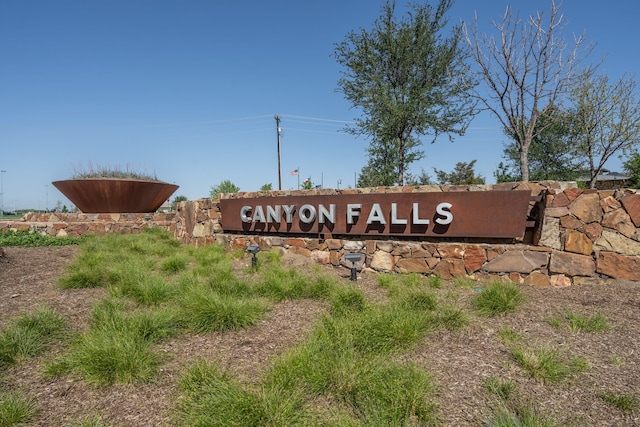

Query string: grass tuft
0 391 36 426
176 360 308 427
0 306 66 369
510 345 588 383
178 287 265 332
482 376 518 401
599 391 638 413
474 280 524 316
563 311 610 332
47 298 177 385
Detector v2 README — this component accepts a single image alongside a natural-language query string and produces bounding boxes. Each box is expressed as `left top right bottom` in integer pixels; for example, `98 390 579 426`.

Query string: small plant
0 306 66 369
563 311 610 332
178 287 266 333
474 280 524 316
455 276 476 288
71 162 159 181
48 299 176 385
0 229 82 247
426 275 443 288
482 376 518 401
497 327 524 345
510 345 588 383
599 391 638 413
485 403 557 427
176 360 308 426
429 304 468 331
68 414 111 427
161 255 188 274
0 391 36 426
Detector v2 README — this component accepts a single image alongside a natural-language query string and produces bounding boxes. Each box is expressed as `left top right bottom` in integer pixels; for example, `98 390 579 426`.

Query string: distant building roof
578 170 629 182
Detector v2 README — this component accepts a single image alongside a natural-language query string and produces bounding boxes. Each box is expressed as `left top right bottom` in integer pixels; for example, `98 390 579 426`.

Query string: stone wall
0 212 176 237
3 181 640 285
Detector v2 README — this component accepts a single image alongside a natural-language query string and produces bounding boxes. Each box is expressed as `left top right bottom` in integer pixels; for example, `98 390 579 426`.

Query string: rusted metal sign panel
220 190 532 238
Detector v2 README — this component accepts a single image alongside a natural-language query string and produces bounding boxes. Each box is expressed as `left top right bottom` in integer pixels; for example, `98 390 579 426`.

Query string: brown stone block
483 250 548 274
549 251 595 276
288 246 311 257
432 258 466 279
329 249 343 266
620 194 640 227
602 208 636 238
583 222 603 241
509 271 523 283
569 193 603 223
411 247 431 258
560 215 583 230
284 238 306 248
437 244 464 259
306 239 327 251
545 207 570 218
391 246 411 256
600 196 621 213
426 257 440 269
326 239 343 250
551 191 570 207
524 271 550 287
464 245 486 273
596 251 640 281
396 258 430 274
370 250 395 271
564 188 583 201
563 229 593 255
550 274 572 287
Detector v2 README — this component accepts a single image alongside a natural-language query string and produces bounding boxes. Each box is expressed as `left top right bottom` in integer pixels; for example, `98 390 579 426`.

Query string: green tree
209 180 240 199
571 73 640 188
464 1 592 181
499 107 588 182
260 183 273 191
493 162 519 183
301 178 314 190
623 152 640 188
405 169 433 186
357 139 400 187
171 195 187 210
434 160 485 185
335 0 476 186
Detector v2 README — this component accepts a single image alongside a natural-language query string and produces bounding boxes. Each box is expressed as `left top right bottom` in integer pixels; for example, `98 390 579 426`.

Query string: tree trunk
519 147 530 182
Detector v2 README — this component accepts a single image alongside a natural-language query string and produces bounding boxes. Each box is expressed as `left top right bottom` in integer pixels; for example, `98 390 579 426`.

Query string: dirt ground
0 246 639 426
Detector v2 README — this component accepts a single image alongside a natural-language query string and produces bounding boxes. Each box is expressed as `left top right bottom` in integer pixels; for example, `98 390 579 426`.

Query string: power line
281 114 355 124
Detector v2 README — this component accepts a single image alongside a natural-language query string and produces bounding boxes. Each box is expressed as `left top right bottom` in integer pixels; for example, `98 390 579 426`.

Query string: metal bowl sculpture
52 178 179 213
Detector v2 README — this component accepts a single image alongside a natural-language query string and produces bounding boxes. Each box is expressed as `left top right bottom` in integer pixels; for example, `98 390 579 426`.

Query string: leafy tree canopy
209 180 240 199
623 152 640 189
498 107 589 182
434 160 485 185
336 0 476 186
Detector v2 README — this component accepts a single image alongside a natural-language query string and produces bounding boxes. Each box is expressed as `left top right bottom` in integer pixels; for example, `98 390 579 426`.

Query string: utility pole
275 115 282 190
0 170 5 216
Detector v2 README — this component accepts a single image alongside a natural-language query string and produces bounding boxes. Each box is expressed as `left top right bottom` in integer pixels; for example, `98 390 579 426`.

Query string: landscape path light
345 252 362 281
247 244 261 269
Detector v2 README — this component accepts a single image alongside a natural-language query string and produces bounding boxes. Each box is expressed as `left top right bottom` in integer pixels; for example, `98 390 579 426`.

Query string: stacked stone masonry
2 181 640 285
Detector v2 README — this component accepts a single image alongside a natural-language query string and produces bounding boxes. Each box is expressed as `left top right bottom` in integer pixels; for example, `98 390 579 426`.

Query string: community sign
219 190 532 238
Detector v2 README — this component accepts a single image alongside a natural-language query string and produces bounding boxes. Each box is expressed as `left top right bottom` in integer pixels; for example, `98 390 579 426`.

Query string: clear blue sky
1 0 638 210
